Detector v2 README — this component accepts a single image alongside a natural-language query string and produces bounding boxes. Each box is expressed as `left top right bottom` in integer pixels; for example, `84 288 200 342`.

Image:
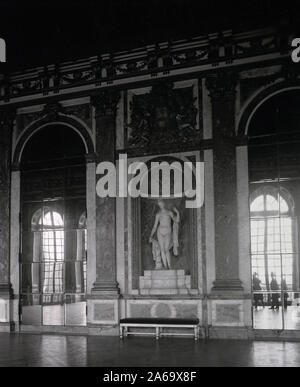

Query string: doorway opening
19 124 88 327
248 90 300 330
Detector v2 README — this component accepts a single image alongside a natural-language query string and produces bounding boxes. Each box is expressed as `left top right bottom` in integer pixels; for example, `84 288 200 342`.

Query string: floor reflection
1 334 300 366
253 305 300 330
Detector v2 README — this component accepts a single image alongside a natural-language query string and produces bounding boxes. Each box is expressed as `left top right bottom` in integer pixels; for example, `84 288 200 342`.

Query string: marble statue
149 200 180 269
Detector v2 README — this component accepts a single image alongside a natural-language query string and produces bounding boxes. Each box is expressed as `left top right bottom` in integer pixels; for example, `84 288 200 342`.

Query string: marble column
0 109 14 297
206 73 243 292
91 91 120 297
86 159 96 294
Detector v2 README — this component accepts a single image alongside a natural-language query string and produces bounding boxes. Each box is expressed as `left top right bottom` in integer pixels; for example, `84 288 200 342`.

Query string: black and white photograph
1 0 300 371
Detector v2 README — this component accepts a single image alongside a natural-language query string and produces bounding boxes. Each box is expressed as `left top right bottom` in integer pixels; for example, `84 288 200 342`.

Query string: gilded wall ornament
127 82 198 149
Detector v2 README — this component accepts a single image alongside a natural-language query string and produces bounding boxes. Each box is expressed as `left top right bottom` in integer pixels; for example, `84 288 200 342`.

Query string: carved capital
91 90 121 117
206 72 238 101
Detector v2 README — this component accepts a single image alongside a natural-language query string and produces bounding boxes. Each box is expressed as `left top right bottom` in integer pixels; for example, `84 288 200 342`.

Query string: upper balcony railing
0 27 293 104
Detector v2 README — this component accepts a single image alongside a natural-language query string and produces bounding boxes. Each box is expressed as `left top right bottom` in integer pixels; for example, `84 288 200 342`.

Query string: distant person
253 272 264 309
270 272 280 310
282 276 289 310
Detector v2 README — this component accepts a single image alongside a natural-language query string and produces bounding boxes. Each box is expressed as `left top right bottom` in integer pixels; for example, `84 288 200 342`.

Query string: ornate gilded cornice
0 27 292 104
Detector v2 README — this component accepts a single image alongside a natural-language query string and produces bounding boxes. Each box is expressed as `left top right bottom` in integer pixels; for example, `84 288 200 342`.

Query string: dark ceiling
1 0 300 72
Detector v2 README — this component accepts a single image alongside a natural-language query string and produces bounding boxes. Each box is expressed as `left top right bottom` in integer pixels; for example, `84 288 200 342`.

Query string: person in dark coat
281 276 289 310
270 272 280 310
253 272 264 309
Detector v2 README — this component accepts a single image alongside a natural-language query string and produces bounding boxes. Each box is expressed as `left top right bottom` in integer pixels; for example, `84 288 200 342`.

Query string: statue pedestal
139 270 191 295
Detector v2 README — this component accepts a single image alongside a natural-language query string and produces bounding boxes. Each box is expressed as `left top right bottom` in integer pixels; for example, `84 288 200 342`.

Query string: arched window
250 187 295 289
32 208 64 294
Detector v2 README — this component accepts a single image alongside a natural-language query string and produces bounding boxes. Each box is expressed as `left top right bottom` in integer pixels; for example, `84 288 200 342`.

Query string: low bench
120 318 200 340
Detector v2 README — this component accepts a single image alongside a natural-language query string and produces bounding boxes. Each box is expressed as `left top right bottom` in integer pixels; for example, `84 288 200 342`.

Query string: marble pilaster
206 73 243 292
91 91 120 297
0 109 14 296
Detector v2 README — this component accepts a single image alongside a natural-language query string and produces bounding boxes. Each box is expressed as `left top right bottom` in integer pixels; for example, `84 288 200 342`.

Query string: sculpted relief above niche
126 81 201 152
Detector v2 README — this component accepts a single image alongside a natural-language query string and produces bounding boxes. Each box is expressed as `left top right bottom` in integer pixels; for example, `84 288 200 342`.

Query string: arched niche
237 80 300 137
129 153 200 292
13 115 94 167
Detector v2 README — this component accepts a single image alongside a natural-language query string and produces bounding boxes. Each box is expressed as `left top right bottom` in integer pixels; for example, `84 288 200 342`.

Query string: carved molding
0 28 286 102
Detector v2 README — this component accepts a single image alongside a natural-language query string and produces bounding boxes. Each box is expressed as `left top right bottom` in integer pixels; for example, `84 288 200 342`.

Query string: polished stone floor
253 305 300 330
0 334 300 367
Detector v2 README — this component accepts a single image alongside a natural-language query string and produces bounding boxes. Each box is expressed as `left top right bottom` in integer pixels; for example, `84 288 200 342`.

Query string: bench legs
120 325 200 340
120 326 129 339
156 327 160 340
194 326 198 341
121 325 161 339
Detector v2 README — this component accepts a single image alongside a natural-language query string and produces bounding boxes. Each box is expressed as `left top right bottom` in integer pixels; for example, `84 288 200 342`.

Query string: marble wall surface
1 38 295 338
0 115 12 287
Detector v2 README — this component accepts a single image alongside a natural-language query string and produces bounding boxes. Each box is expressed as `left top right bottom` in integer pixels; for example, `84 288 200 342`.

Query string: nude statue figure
149 200 180 269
